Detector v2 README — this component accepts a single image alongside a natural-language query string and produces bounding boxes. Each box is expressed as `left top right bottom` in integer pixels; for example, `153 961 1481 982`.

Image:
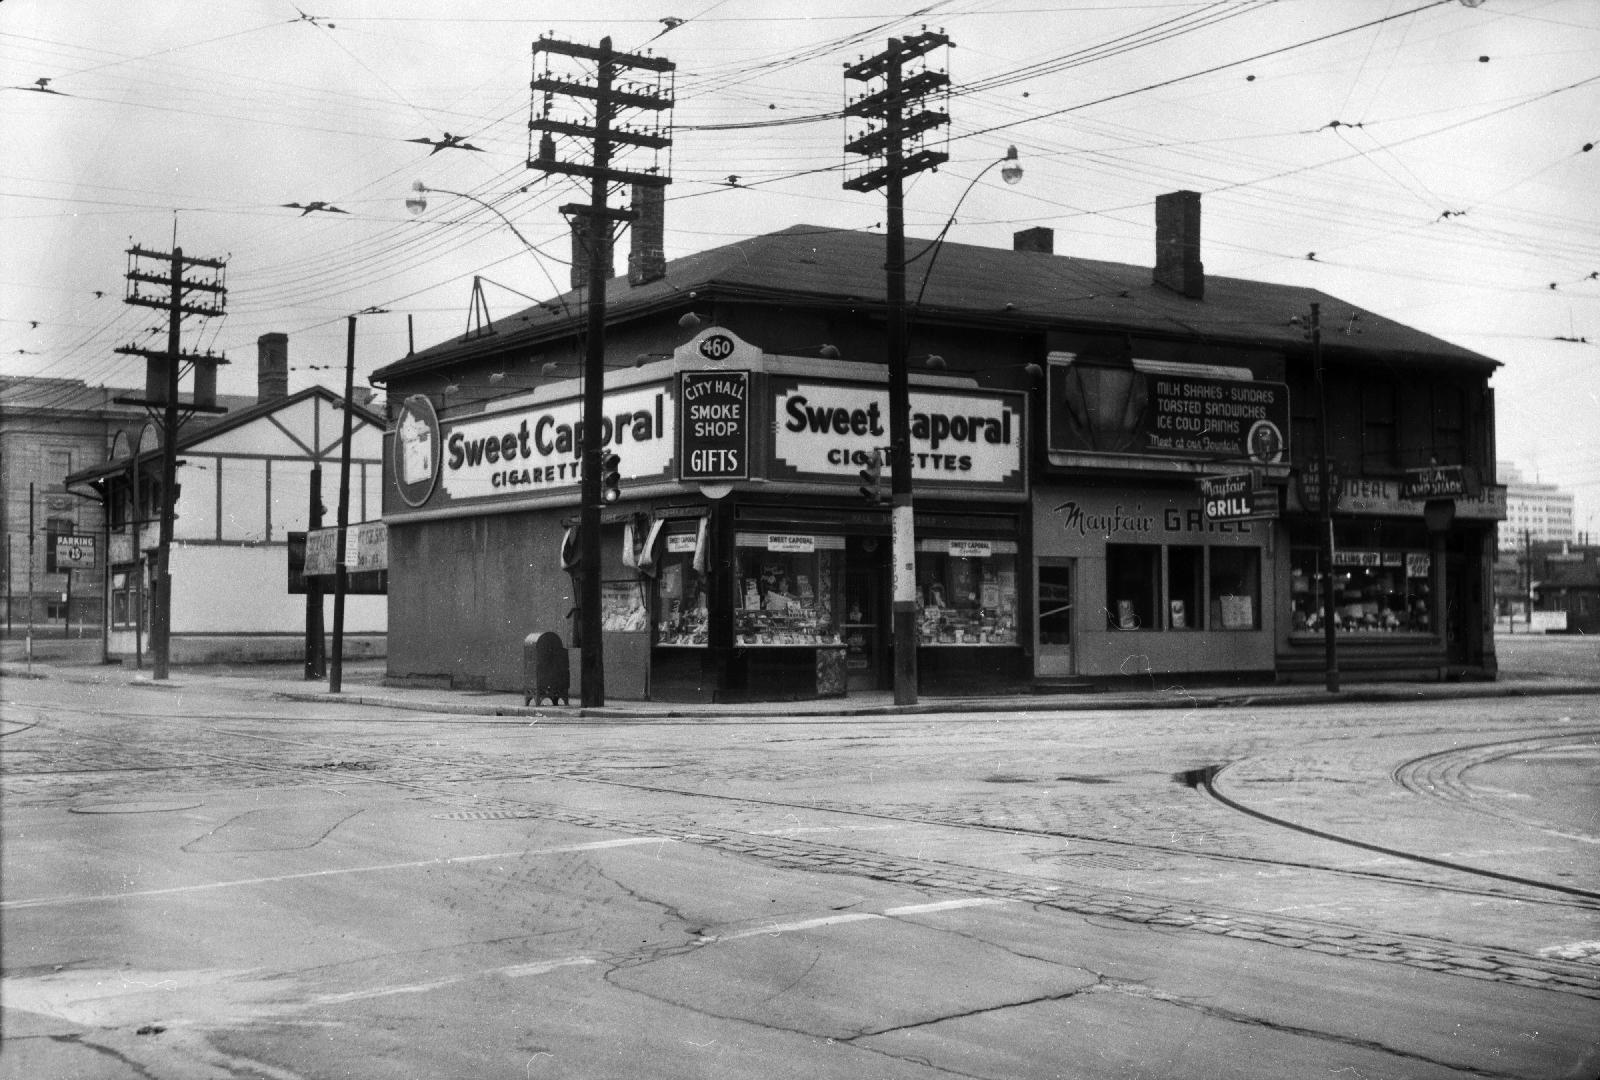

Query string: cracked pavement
1 666 1596 1078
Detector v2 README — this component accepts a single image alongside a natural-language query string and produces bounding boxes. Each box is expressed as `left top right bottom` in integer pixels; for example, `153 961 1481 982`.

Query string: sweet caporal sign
394 384 675 507
769 378 1025 491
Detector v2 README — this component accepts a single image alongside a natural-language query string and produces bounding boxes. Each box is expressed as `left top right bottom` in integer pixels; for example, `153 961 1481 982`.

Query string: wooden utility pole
527 34 674 706
305 464 326 679
116 244 227 679
330 316 356 694
845 31 951 706
1311 303 1340 693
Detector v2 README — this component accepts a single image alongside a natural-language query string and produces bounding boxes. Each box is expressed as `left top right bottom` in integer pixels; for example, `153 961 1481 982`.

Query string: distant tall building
1498 461 1576 552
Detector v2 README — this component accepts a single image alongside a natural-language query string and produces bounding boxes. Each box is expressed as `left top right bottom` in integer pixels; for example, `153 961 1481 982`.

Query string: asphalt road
1 665 1597 1078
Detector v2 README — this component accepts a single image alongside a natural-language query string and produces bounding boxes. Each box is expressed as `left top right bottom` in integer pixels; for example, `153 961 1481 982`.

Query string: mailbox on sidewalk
524 632 570 707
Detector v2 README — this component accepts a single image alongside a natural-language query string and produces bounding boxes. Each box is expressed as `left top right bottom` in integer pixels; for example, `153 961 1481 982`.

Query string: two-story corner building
66 334 389 664
371 190 1504 701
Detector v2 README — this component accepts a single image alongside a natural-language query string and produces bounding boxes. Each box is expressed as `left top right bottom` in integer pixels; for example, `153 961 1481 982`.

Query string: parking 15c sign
679 370 749 481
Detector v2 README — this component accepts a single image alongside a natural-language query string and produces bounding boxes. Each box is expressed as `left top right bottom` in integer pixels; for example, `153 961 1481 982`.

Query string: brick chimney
257 332 289 402
1153 190 1204 300
570 217 614 291
628 184 667 286
1013 227 1054 254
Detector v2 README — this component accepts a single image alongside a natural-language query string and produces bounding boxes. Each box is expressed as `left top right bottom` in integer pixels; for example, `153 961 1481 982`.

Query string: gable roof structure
372 224 1496 383
67 384 386 487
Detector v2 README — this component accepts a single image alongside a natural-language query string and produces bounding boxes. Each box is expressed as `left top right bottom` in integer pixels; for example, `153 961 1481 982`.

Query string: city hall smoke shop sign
770 379 1024 490
393 384 674 506
679 370 748 481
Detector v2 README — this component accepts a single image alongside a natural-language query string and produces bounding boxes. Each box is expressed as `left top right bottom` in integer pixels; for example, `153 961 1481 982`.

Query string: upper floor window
45 449 72 491
1300 371 1484 475
1361 380 1398 469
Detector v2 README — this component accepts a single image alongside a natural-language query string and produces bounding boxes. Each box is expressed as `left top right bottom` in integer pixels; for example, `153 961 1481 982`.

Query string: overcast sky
3 0 1596 530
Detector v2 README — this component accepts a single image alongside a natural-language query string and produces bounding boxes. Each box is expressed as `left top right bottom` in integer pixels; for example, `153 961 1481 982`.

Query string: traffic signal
858 449 885 504
600 451 621 504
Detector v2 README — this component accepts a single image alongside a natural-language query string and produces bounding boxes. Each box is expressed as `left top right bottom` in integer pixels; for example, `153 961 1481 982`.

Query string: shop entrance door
843 537 888 692
1036 558 1075 677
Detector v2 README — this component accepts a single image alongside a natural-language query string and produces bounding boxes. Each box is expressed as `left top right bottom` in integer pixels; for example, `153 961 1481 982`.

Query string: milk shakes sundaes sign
391 385 673 507
770 378 1024 491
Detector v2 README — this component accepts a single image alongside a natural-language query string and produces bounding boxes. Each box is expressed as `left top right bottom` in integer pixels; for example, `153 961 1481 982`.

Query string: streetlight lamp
406 182 557 277
911 146 1024 311
999 145 1024 186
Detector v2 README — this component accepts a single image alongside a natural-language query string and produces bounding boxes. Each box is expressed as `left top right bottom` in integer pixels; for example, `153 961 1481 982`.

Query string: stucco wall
388 512 567 691
170 543 386 634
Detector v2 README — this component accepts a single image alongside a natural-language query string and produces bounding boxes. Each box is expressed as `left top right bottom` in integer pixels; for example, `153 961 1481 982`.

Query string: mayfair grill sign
769 379 1025 491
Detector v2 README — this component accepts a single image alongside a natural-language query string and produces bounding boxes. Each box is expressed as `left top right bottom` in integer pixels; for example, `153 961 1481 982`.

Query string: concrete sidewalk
7 651 1597 721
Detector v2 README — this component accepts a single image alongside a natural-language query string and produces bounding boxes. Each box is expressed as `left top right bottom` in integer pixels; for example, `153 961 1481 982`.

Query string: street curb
261 679 1600 722
7 661 1595 722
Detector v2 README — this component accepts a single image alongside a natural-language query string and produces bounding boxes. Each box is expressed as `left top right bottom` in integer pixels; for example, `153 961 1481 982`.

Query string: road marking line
0 837 674 910
884 898 1014 916
500 956 601 979
315 957 599 1004
710 898 1012 942
752 824 900 836
715 913 882 941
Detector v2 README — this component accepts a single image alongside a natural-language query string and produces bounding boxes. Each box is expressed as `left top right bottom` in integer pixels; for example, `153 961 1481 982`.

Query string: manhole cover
70 799 203 815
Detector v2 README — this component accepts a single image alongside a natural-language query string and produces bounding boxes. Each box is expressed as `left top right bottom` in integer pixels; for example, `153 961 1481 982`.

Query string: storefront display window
915 540 1018 645
111 572 133 627
1167 546 1202 630
1209 547 1261 630
1290 548 1432 634
734 533 842 646
1106 544 1160 630
655 525 710 646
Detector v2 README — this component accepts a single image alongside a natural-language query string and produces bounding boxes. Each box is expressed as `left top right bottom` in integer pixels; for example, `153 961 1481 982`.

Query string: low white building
70 335 387 663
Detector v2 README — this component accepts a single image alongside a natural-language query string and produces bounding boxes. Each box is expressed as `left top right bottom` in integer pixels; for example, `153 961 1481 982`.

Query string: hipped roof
371 224 1497 382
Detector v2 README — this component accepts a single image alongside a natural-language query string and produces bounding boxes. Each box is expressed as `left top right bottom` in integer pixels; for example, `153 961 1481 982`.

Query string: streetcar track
564 770 1600 912
9 702 1600 997
10 706 1599 915
1194 732 1600 903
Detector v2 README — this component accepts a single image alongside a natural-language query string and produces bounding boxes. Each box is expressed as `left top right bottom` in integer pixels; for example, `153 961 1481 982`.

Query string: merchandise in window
1167 546 1203 630
1106 544 1160 630
734 535 842 646
599 580 649 633
915 543 1018 645
1290 548 1432 634
655 531 709 646
1209 547 1261 630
